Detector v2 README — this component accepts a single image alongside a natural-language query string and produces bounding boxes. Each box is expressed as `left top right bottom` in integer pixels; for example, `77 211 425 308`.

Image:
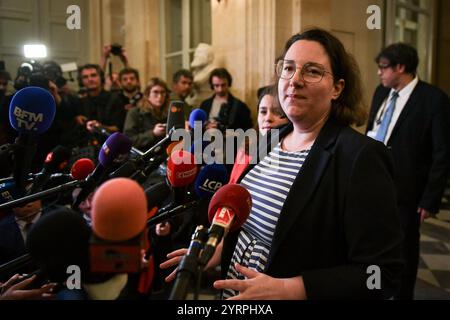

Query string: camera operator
6 61 67 172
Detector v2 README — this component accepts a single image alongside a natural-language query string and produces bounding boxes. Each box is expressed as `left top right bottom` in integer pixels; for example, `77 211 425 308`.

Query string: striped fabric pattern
223 143 309 298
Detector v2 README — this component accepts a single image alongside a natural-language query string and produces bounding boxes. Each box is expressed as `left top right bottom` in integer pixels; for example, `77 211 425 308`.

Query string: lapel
387 81 422 145
265 119 341 270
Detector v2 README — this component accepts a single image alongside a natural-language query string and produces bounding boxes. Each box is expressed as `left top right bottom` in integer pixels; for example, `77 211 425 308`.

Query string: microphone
90 178 147 273
107 127 182 181
193 164 227 200
26 207 91 283
166 150 198 206
146 164 228 228
72 132 132 209
198 184 252 266
0 158 95 211
188 108 207 130
29 145 72 194
9 86 56 193
167 100 186 134
70 158 96 181
169 225 208 300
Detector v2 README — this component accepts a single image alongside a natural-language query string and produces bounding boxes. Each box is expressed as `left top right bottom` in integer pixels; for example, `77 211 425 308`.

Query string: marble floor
415 210 450 299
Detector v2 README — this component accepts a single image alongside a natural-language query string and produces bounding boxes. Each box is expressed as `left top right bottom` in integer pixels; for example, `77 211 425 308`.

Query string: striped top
223 142 310 298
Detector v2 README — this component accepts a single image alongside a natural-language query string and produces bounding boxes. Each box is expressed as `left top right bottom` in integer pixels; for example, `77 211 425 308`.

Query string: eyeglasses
150 90 166 96
377 63 392 70
276 60 333 83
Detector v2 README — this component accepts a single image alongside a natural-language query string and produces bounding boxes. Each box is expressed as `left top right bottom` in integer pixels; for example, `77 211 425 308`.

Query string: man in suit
200 68 253 131
0 200 44 281
366 43 450 299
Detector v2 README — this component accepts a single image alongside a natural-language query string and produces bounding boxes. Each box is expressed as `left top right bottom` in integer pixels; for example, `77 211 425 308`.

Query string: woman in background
123 77 169 150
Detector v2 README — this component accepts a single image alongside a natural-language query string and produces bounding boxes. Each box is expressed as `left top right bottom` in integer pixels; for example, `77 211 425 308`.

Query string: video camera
14 60 67 91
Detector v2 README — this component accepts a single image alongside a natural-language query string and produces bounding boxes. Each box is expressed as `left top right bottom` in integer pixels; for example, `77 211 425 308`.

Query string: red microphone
198 184 252 266
166 150 197 187
71 158 96 180
90 178 148 273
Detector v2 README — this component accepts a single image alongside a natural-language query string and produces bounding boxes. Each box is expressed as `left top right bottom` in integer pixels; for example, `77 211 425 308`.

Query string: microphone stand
169 225 207 300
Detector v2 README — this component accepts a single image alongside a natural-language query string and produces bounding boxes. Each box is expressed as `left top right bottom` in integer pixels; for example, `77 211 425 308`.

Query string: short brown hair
280 28 367 126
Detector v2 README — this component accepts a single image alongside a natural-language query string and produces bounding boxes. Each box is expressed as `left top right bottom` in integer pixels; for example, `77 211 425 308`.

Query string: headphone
77 64 105 88
209 68 233 90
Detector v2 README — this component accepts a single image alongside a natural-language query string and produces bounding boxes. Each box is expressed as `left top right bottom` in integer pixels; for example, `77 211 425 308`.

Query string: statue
186 43 218 107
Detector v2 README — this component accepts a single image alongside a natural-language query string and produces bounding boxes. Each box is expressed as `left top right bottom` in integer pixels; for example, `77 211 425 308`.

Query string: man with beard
200 68 252 131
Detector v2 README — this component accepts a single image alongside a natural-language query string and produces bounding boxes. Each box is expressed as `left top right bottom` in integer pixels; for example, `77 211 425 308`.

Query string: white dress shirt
368 76 419 144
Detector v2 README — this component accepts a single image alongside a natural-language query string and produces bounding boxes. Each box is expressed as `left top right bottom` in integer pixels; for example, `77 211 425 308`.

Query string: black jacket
222 119 404 299
366 81 450 213
200 93 253 131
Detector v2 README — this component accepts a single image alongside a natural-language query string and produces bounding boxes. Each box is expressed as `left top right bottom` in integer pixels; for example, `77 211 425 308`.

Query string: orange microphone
90 178 148 273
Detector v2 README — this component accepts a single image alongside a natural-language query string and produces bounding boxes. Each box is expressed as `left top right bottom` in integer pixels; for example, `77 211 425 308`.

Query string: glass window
161 0 211 81
387 0 434 81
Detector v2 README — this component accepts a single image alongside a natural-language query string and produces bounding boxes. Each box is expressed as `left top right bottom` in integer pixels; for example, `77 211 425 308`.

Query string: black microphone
29 145 72 194
169 225 208 300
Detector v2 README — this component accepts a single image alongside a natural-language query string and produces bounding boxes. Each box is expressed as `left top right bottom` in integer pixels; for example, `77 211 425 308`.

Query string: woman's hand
213 263 307 300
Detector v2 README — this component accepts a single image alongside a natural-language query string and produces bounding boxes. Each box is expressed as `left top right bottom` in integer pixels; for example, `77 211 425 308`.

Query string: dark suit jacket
366 81 450 213
222 119 404 299
0 213 26 266
200 93 253 130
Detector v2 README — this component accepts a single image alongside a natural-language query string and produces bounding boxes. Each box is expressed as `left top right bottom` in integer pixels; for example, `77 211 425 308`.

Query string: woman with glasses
161 28 403 300
123 77 169 150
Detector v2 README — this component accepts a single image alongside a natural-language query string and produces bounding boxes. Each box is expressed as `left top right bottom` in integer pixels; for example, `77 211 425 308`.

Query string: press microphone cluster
169 183 252 300
0 158 95 211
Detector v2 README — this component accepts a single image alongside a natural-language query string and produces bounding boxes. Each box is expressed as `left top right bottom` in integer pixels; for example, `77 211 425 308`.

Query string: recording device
26 207 91 283
29 145 72 194
110 43 123 56
167 100 186 134
90 178 147 273
14 60 66 91
72 132 132 209
198 184 252 266
9 86 56 194
0 158 95 211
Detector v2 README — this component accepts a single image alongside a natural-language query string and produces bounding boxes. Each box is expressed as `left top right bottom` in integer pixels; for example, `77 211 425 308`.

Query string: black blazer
222 119 404 299
366 81 450 213
200 93 253 131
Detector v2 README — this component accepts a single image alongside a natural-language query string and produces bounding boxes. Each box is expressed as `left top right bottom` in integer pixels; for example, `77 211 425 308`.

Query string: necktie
375 91 399 143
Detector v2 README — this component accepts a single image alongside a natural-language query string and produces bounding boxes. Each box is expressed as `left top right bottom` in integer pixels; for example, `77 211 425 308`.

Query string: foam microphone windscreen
91 178 147 241
208 184 252 232
71 158 96 180
98 132 132 167
9 86 56 135
188 108 207 129
43 145 72 172
166 150 197 188
166 100 185 134
26 207 91 282
194 164 228 200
